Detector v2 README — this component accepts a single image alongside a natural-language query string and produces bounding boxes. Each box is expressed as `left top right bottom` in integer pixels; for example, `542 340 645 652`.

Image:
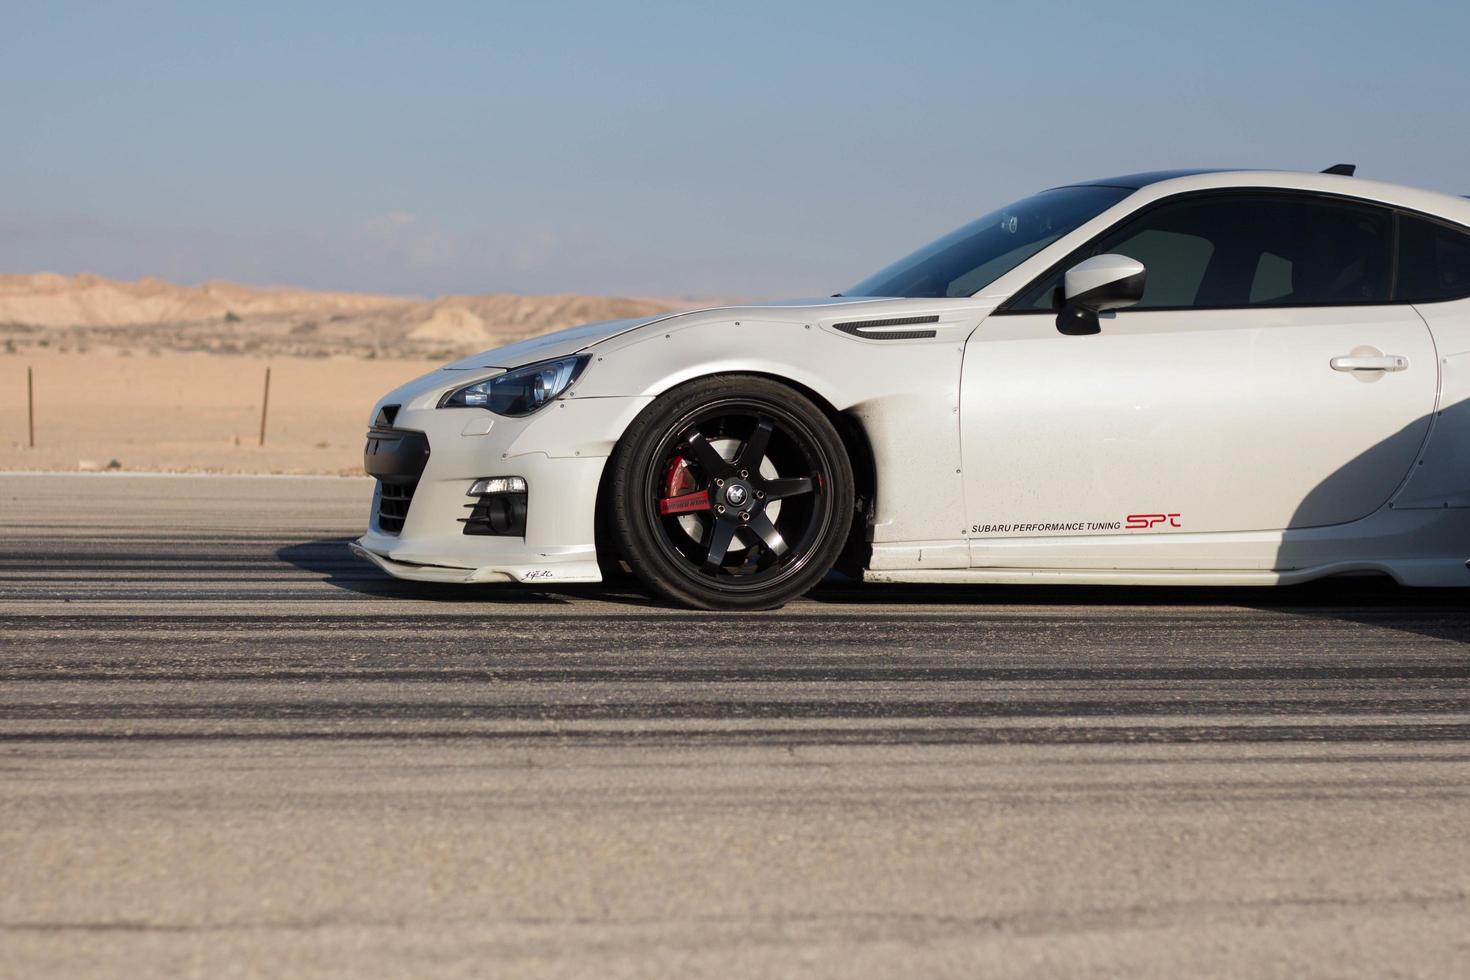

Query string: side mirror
1056 254 1146 335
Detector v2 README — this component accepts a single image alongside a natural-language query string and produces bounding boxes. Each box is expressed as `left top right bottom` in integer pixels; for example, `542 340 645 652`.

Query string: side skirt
863 559 1467 588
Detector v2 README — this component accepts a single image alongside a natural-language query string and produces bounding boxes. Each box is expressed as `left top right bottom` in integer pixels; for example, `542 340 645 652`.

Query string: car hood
372 296 913 419
440 296 889 370
438 315 668 370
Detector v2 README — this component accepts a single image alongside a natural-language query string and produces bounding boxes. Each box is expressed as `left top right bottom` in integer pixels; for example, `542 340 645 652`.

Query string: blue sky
3 0 1468 298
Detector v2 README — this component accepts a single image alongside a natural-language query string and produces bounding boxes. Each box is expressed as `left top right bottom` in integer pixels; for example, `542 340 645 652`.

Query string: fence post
258 366 271 447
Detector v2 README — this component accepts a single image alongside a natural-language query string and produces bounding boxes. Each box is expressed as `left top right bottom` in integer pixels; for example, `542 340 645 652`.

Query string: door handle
1330 354 1407 373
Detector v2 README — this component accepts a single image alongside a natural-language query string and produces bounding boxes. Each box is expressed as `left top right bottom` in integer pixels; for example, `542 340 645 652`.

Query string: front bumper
349 541 601 584
352 394 652 585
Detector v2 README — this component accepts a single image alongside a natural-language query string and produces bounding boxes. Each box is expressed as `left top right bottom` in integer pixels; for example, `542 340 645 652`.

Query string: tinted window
1250 252 1294 303
1396 215 1470 302
1012 194 1393 310
1106 228 1214 306
845 186 1131 298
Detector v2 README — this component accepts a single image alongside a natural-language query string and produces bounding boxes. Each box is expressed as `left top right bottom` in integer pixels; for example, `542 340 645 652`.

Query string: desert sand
2 350 442 474
0 273 691 360
0 274 702 474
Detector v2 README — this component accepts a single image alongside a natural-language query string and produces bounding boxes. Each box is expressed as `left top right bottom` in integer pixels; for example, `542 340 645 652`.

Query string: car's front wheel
607 376 854 610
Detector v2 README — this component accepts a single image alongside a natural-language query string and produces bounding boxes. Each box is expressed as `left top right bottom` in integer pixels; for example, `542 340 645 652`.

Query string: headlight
439 355 589 417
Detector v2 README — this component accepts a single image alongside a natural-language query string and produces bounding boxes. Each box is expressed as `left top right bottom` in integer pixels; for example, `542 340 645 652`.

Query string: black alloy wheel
608 376 854 610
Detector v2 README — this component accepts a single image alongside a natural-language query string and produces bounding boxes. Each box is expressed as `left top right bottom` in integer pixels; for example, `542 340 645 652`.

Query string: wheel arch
593 370 877 578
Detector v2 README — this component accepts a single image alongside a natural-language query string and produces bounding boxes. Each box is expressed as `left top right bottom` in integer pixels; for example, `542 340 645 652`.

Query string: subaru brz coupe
355 166 1470 609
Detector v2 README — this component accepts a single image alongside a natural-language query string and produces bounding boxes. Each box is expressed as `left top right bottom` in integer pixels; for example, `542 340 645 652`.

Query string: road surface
1 474 1467 977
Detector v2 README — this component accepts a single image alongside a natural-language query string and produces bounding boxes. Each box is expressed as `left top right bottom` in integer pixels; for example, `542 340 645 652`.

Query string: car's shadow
815 577 1470 643
278 537 1470 642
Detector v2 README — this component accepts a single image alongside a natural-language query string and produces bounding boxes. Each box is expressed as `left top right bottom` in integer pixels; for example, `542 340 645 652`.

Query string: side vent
832 315 940 340
374 404 400 427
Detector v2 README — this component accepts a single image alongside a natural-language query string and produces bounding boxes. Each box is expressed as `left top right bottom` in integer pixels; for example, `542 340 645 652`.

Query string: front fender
572 309 985 544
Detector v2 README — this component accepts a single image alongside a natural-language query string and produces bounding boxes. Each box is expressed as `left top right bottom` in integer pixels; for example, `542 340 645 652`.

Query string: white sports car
354 166 1470 609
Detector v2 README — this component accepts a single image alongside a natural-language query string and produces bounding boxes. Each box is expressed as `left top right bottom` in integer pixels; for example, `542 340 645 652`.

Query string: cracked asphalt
2 474 1468 978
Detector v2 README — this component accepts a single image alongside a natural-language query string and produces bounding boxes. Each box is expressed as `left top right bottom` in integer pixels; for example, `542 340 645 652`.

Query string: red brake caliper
657 456 711 515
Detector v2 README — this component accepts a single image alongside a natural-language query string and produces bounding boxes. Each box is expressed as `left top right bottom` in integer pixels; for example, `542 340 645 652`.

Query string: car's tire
607 375 854 610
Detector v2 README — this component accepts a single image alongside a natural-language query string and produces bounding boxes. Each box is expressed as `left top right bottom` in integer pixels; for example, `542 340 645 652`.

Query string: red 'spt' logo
1126 513 1182 530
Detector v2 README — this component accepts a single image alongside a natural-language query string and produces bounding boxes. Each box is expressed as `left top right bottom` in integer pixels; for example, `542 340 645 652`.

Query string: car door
959 191 1438 569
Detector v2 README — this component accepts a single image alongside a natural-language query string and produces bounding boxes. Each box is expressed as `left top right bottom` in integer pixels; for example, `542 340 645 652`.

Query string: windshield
844 185 1132 298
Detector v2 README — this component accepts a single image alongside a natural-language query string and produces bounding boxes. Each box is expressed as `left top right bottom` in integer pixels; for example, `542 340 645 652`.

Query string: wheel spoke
764 476 814 500
747 513 788 557
657 490 711 516
702 520 737 571
736 418 773 468
683 430 728 475
737 537 765 571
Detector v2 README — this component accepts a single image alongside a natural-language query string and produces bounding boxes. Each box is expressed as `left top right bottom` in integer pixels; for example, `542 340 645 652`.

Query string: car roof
1067 169 1238 190
1050 169 1470 226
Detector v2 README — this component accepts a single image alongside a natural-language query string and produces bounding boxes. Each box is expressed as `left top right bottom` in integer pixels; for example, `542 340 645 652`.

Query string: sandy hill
0 273 691 359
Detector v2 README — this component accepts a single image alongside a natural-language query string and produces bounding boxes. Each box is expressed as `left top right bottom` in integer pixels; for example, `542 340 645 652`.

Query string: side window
1250 252 1294 303
1396 215 1470 302
1105 228 1214 306
1013 194 1393 310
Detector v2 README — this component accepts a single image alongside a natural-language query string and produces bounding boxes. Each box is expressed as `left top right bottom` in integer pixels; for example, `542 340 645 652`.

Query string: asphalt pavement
1 473 1467 978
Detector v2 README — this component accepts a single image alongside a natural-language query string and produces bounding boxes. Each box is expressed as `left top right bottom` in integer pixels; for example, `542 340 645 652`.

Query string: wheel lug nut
714 478 725 487
739 469 749 479
754 490 765 500
716 504 726 514
739 512 750 521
